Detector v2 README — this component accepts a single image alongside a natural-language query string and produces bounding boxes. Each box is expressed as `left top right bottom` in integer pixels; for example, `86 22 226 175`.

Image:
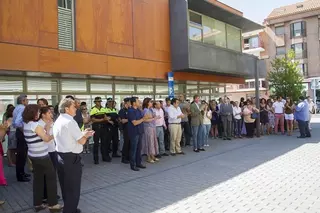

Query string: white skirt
285 113 294 120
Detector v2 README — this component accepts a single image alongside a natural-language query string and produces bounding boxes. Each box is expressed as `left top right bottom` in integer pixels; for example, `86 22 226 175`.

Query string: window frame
290 21 306 38
275 26 285 36
276 46 286 55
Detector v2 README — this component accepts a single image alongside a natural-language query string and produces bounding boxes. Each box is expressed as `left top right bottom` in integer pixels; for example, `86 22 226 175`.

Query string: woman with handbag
243 101 259 138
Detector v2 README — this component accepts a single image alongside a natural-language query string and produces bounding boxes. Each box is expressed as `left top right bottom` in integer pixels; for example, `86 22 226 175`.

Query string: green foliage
267 50 304 101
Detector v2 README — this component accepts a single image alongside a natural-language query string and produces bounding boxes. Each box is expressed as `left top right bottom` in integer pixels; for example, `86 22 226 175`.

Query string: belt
169 123 181 125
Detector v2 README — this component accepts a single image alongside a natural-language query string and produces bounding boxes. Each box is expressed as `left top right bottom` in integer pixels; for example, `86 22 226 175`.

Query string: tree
267 50 304 101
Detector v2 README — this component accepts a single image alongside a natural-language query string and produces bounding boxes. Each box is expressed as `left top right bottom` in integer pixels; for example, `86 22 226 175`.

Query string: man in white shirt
53 98 93 213
167 98 185 155
272 96 285 134
307 96 315 130
233 101 242 138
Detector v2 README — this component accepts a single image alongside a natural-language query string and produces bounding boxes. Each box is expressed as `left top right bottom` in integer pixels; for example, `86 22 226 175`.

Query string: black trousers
121 127 130 161
297 120 311 138
245 122 255 137
44 152 58 200
30 156 58 206
181 122 191 146
164 119 170 150
109 126 119 155
15 128 27 179
57 152 82 213
92 125 109 162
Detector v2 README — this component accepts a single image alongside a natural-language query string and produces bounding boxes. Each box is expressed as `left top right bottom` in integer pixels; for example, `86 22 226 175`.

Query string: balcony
169 0 265 79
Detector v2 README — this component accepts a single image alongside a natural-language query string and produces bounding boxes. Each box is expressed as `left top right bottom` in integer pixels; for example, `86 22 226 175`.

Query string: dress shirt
273 101 284 114
295 100 309 121
12 104 25 128
53 113 84 154
153 108 166 127
233 106 242 120
38 119 56 153
167 105 182 124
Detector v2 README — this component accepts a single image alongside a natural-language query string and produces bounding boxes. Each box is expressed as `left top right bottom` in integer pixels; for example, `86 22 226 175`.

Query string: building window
226 24 241 52
58 0 74 50
297 64 308 77
202 16 227 48
291 43 307 59
244 36 259 49
188 10 240 52
276 46 286 55
261 80 267 88
290 21 306 38
275 26 285 35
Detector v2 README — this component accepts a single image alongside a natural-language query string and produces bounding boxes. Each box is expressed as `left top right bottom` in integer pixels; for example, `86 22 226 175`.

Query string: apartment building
225 29 269 101
264 0 320 96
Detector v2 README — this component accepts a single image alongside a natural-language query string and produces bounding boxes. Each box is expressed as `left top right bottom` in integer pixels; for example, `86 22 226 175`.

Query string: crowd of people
0 93 315 212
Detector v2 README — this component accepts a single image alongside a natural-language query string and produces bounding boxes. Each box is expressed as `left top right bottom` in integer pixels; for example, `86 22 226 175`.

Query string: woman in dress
5 106 16 167
284 97 295 136
260 98 269 135
267 99 275 134
141 98 159 164
0 124 8 205
22 104 62 212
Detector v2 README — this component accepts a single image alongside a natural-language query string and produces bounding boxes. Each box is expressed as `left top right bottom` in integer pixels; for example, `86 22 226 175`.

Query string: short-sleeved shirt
119 108 129 129
273 101 284 114
90 106 107 126
105 107 119 127
179 102 189 122
128 107 144 137
38 119 55 153
53 113 84 154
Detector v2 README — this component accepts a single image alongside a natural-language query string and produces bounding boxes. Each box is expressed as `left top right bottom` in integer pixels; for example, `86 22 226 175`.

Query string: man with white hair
53 98 94 213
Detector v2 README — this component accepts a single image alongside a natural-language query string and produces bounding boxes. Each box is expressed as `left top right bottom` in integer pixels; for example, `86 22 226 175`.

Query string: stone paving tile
1 119 320 213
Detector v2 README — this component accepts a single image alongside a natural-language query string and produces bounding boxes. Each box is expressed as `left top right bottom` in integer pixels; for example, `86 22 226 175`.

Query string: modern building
0 0 264 116
264 0 320 96
225 29 270 101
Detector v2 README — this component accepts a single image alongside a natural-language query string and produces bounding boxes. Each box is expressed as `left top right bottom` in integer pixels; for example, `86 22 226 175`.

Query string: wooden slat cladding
0 0 57 48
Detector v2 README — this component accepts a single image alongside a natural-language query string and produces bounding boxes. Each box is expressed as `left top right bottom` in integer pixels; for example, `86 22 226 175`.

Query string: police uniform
90 97 111 164
105 98 120 157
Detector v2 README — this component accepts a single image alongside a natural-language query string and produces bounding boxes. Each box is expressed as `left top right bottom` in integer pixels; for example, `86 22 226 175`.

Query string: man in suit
220 97 233 140
190 95 204 152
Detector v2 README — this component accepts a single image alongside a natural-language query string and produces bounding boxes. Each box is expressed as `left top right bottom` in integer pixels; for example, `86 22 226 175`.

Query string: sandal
146 160 155 164
154 158 159 162
48 204 63 212
0 200 5 205
35 204 47 212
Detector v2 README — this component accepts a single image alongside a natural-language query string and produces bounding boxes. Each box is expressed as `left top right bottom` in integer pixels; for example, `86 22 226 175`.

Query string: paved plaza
1 117 320 213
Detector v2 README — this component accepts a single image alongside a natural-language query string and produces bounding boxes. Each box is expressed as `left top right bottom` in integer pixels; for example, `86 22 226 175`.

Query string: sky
219 0 303 24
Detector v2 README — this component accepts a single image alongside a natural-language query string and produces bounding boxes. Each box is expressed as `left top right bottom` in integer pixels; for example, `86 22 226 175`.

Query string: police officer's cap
107 97 113 102
94 97 102 102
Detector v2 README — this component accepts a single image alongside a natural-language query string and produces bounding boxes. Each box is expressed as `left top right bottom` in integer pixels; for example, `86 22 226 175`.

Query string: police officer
105 98 121 158
90 97 111 164
118 98 131 164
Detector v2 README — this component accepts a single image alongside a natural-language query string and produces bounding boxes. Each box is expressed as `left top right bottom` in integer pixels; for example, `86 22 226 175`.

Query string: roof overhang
188 0 263 32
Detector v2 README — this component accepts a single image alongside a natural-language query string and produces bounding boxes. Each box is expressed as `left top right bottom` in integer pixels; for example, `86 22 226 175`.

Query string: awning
188 0 263 33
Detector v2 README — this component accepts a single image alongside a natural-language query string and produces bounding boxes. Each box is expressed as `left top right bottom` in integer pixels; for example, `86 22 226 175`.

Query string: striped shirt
23 121 48 158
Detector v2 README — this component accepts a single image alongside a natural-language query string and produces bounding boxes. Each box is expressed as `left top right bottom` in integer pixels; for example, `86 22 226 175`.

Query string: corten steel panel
107 56 170 79
169 0 190 71
206 0 243 16
133 0 171 62
76 0 109 54
107 0 133 46
0 0 40 45
188 41 265 78
0 43 39 71
188 0 262 33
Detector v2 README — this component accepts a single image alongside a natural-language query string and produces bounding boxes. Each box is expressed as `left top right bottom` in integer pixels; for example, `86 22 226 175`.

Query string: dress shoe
102 157 112 162
155 154 162 158
112 154 121 158
137 164 146 169
17 176 30 182
193 149 199 153
23 173 31 178
199 148 205 151
162 153 169 156
130 166 140 171
94 160 99 165
177 151 185 155
121 159 130 164
297 136 305 138
170 153 176 156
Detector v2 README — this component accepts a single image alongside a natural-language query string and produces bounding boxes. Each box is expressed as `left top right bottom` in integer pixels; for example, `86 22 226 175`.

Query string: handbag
251 112 258 119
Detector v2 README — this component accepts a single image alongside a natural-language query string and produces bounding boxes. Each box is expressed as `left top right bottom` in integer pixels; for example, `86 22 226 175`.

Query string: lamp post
254 57 260 138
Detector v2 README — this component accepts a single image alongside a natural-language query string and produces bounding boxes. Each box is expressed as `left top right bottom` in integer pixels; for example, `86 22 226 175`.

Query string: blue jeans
234 119 242 137
202 124 211 146
130 134 142 167
192 125 202 150
156 126 165 154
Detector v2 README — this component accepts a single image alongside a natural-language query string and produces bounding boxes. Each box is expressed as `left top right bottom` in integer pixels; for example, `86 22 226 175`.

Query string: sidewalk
1 117 320 213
